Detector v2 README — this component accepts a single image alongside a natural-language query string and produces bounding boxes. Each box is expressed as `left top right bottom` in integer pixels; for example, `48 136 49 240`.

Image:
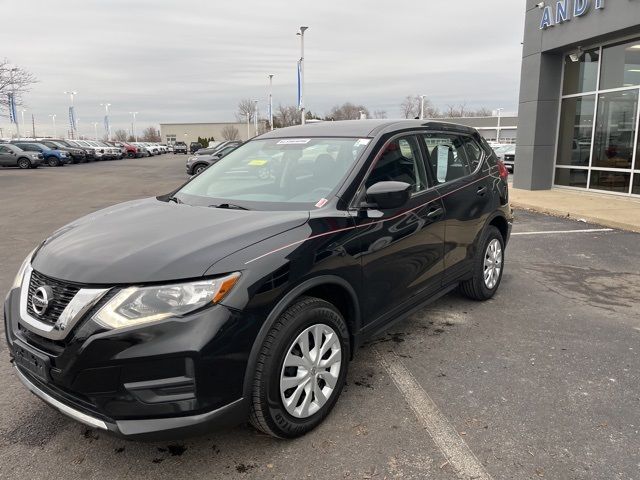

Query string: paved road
1 155 639 479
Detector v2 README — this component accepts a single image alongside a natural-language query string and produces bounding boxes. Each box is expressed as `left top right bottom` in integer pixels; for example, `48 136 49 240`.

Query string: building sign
540 0 604 30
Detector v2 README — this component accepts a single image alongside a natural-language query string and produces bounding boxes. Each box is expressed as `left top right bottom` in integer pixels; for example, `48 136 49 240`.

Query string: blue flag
69 106 77 131
297 60 301 109
7 93 17 124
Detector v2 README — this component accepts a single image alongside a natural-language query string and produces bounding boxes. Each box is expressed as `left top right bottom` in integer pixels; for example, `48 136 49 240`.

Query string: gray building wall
428 116 518 142
160 122 251 145
514 0 640 190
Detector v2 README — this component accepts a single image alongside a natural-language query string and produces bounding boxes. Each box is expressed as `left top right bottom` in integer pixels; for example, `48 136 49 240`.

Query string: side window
462 137 483 171
422 133 471 183
366 136 428 194
0 146 9 153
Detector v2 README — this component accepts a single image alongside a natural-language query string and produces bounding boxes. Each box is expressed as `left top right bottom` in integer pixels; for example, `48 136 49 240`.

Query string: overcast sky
2 0 525 137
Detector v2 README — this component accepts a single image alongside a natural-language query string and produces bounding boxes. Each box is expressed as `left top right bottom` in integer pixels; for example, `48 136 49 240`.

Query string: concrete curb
511 201 640 233
509 187 640 234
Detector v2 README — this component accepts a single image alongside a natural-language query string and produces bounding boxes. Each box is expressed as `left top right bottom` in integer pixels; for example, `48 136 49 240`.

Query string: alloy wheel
483 238 503 289
280 323 342 419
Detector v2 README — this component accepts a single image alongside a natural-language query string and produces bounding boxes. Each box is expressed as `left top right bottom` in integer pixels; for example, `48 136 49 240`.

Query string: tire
17 158 31 169
459 225 505 301
193 164 207 175
47 157 59 167
249 296 350 439
127 152 135 158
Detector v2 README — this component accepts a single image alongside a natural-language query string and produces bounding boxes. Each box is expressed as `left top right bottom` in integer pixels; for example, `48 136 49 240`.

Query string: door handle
427 207 443 219
477 186 488 196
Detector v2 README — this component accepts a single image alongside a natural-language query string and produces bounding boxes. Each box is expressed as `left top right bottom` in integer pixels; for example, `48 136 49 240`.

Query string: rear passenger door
421 132 493 285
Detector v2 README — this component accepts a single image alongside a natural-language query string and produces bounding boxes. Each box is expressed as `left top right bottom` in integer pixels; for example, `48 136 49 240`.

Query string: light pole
419 95 427 120
129 112 138 141
495 108 504 142
64 91 78 138
100 103 111 140
246 112 250 139
92 122 99 140
297 26 308 125
268 74 274 131
253 100 259 136
20 109 26 134
49 114 57 137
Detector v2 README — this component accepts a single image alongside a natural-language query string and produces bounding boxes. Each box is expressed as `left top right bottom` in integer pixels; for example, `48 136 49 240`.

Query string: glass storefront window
563 48 599 95
600 39 640 90
556 96 595 166
632 173 640 195
555 168 588 188
589 170 631 193
592 90 637 170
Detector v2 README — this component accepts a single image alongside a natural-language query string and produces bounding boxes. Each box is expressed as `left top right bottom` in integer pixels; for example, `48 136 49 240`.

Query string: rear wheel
460 226 504 301
249 296 349 438
17 158 31 169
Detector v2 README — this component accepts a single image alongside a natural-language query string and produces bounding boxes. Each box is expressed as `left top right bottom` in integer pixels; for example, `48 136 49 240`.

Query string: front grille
26 270 81 325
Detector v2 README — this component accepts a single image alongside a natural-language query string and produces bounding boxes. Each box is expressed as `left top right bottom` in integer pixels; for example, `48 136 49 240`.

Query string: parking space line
512 228 613 236
375 347 493 480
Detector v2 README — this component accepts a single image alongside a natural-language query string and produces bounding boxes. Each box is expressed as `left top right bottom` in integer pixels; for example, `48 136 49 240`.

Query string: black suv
189 141 202 154
5 120 512 440
173 141 187 154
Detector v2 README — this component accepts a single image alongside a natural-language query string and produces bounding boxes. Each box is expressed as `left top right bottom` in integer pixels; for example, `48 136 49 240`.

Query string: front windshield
177 137 370 210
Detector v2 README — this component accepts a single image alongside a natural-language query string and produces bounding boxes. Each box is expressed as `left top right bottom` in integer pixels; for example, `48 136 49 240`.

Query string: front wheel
47 157 59 167
17 158 31 169
459 225 504 301
249 296 349 438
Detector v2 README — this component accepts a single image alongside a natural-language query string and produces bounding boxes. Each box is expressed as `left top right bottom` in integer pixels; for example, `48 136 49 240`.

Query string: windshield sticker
315 198 328 208
248 159 268 166
277 139 311 145
355 139 371 147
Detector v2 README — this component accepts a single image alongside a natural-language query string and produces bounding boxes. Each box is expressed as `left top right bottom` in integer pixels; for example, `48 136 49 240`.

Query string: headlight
12 248 36 290
93 273 240 329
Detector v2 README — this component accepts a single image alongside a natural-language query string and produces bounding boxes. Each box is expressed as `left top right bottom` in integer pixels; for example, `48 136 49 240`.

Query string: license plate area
14 342 50 383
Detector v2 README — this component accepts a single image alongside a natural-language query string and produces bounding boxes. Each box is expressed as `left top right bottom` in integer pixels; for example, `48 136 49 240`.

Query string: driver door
353 134 445 330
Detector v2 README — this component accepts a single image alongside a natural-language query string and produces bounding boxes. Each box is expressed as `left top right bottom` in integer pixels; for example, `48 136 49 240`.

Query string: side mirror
363 181 412 210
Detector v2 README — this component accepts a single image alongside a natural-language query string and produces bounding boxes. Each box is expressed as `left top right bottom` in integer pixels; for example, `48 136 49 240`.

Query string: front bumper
14 366 247 439
4 281 255 439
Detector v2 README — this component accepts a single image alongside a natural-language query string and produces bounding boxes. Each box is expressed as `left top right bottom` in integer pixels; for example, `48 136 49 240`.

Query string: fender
241 274 362 399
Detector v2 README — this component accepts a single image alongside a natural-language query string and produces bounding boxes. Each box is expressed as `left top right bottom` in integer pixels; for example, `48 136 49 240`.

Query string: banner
7 93 17 124
296 60 302 109
69 106 77 131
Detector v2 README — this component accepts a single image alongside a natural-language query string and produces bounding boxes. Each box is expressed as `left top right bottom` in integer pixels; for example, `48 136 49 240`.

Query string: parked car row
491 144 516 172
185 140 243 175
0 138 173 169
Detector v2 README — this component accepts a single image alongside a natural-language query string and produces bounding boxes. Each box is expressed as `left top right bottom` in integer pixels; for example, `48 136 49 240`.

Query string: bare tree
113 129 128 141
327 102 369 121
0 59 37 117
140 126 160 142
467 107 493 117
236 98 257 123
274 104 300 128
221 125 240 141
400 95 419 119
373 110 388 119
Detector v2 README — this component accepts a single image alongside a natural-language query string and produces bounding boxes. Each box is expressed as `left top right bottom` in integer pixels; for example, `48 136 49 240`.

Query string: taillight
497 160 509 181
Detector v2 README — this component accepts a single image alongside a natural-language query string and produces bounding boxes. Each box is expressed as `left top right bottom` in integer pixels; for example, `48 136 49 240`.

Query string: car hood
32 197 310 285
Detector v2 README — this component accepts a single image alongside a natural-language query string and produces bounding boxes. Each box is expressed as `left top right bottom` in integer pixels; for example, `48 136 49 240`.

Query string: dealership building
159 122 251 146
515 0 640 197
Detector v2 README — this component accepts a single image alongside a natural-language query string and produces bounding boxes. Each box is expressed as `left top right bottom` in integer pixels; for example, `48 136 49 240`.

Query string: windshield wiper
209 203 250 211
168 195 182 204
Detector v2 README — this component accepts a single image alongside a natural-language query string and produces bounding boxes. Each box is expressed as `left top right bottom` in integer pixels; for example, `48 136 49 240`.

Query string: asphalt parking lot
1 154 639 480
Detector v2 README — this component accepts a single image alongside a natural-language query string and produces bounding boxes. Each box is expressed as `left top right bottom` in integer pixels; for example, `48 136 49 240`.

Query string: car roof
257 119 478 139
